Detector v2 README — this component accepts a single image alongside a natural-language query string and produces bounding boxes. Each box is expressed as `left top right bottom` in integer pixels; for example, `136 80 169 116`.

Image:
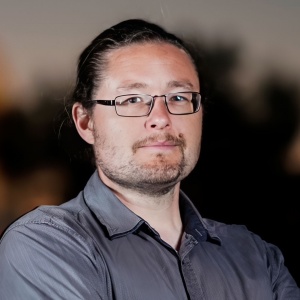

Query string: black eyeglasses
89 92 201 117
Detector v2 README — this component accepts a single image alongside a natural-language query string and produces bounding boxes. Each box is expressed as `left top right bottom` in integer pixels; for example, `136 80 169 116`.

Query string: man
0 19 299 300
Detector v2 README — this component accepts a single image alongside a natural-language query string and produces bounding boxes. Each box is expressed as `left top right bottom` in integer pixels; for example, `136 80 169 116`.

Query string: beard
93 130 193 197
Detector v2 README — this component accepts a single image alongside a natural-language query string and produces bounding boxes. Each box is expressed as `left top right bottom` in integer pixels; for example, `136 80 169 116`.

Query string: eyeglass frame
87 91 201 117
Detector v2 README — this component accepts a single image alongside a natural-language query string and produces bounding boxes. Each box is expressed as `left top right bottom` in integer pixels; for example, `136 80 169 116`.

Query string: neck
99 170 183 250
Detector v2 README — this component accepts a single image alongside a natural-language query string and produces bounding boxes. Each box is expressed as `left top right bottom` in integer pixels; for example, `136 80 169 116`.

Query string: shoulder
0 193 97 252
0 199 107 299
202 217 276 253
203 217 255 237
202 217 286 274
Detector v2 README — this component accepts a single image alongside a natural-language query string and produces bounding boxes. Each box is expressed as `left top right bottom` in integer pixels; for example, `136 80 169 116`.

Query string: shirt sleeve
263 237 300 299
0 221 106 300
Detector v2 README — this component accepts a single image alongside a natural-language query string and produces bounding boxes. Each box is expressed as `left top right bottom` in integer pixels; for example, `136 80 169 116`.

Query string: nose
145 96 171 130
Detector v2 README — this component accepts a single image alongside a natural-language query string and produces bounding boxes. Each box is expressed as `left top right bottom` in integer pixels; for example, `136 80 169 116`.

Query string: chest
94 232 273 300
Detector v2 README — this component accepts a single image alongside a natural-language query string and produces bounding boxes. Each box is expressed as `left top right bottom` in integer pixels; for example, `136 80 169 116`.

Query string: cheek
182 117 202 154
110 118 142 141
96 119 138 155
181 114 202 139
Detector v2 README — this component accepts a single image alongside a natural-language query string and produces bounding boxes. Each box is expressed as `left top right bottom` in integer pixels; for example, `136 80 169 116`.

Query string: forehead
106 42 196 69
102 42 199 90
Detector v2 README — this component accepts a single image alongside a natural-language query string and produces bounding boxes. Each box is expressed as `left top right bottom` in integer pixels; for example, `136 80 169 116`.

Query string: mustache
132 133 186 153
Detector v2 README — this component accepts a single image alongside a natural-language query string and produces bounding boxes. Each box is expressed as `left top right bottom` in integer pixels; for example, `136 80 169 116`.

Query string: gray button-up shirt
0 171 299 299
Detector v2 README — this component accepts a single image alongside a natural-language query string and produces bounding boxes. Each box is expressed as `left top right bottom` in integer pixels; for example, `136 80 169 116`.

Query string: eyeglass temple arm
93 100 115 106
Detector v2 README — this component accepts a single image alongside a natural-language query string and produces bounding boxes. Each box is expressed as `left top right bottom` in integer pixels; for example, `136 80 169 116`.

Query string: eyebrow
167 80 195 90
117 82 147 92
116 80 195 92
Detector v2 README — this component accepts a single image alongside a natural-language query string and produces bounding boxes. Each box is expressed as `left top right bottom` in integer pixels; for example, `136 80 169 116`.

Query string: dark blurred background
0 0 300 285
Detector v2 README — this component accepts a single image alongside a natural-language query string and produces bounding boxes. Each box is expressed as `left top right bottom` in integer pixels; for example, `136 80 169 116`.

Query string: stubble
93 130 189 196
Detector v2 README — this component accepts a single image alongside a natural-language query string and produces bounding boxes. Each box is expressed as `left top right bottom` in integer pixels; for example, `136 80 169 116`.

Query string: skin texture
73 42 202 248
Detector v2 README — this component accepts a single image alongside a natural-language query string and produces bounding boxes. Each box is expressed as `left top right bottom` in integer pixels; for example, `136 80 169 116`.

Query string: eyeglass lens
115 92 200 116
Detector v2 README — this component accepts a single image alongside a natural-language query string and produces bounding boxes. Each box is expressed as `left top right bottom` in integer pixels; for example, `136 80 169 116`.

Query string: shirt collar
83 170 221 244
83 171 143 237
179 190 222 245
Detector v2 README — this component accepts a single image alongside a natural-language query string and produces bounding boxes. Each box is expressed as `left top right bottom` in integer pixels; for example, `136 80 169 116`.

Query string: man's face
87 43 202 195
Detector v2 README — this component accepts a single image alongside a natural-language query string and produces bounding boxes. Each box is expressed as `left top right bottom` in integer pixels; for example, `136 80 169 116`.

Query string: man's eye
170 95 188 102
125 97 143 104
130 97 143 103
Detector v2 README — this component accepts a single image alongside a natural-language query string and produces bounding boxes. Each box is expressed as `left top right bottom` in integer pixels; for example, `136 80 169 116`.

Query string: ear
72 102 95 144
